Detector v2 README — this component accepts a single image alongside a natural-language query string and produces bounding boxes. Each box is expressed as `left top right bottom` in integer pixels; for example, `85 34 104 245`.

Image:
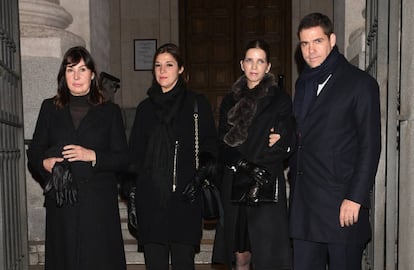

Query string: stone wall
399 1 414 268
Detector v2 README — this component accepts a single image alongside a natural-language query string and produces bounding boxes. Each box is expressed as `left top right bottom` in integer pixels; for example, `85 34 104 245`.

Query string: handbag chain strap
194 97 199 170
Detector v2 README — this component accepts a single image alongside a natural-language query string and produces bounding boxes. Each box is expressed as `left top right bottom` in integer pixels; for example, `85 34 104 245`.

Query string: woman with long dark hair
27 46 128 270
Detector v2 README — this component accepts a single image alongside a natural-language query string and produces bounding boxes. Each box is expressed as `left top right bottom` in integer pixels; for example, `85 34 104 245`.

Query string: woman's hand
62 144 96 163
43 157 64 173
268 128 281 147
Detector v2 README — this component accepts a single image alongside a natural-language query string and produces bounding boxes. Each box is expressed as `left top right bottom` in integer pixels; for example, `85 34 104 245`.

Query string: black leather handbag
194 98 222 220
201 179 221 220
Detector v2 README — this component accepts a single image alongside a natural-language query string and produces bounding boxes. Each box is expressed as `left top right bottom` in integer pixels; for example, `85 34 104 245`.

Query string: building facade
0 0 412 269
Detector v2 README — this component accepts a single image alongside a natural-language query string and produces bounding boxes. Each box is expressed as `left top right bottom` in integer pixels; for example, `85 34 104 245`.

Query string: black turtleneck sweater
69 94 91 129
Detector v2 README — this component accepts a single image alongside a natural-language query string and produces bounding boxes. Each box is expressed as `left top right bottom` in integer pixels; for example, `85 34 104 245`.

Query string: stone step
124 242 215 264
30 264 226 270
119 199 218 264
29 199 218 266
122 228 217 264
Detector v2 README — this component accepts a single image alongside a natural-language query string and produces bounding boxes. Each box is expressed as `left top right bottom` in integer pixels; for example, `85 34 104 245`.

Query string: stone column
345 5 366 70
19 0 84 265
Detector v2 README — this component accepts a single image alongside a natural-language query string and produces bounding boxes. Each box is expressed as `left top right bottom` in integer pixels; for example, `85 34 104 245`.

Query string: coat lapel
300 72 339 135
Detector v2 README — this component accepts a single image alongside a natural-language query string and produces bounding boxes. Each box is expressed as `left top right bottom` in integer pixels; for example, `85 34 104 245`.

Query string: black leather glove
236 159 271 185
127 186 138 236
246 182 260 205
183 152 216 203
44 160 78 207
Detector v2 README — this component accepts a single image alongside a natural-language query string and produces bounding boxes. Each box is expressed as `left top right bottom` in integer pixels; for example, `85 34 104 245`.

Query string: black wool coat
212 76 293 269
27 98 129 270
129 90 217 247
289 56 381 245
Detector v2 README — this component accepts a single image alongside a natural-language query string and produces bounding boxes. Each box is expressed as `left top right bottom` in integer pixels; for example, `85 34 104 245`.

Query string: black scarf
224 73 276 147
145 78 186 207
294 46 345 131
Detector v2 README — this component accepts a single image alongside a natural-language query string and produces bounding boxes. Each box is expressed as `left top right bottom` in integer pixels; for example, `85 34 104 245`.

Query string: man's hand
339 199 361 227
269 128 281 147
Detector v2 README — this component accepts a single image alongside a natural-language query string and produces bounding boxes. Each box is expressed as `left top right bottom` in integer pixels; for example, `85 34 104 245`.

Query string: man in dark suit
288 13 381 270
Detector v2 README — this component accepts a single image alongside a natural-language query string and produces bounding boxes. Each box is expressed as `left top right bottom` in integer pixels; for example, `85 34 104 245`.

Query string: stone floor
30 264 228 270
28 204 224 268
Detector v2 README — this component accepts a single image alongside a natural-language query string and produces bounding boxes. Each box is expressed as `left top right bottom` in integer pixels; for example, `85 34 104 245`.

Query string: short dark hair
55 46 105 108
243 39 271 63
297 12 334 38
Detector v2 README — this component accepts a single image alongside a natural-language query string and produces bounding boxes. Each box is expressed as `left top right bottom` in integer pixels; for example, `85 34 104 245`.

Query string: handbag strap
194 97 199 170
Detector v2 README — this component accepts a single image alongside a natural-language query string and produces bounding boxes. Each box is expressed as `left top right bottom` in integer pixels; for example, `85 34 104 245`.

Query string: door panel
236 0 291 91
180 0 291 119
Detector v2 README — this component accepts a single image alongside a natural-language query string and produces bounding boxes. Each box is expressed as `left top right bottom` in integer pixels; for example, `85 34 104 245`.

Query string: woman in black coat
128 43 217 270
212 39 293 270
27 46 128 270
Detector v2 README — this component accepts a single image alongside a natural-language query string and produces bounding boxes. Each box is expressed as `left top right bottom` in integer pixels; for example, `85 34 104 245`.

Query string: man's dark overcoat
212 75 293 269
27 98 128 270
289 55 381 245
128 90 217 248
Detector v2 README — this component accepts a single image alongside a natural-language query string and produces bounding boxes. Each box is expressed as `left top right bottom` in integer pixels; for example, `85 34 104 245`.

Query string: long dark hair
152 43 188 85
243 39 271 63
54 46 105 108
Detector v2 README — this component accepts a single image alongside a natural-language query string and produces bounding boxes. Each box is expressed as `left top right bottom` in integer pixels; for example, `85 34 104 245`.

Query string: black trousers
293 239 365 270
143 242 195 270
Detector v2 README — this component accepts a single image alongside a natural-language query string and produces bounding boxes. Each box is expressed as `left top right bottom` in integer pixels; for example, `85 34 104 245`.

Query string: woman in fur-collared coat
212 39 293 270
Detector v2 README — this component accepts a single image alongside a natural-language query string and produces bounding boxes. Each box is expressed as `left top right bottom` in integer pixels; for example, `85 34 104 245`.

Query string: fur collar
231 73 277 100
224 73 277 147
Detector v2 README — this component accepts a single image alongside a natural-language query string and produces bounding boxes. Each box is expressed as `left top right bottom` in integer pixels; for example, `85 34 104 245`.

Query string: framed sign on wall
134 39 157 71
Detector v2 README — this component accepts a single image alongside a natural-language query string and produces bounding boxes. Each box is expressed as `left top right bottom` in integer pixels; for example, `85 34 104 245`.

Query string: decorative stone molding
19 0 73 32
20 33 85 58
19 0 85 56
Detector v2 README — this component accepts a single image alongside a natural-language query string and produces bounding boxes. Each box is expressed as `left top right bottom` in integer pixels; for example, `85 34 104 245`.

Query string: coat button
297 171 303 175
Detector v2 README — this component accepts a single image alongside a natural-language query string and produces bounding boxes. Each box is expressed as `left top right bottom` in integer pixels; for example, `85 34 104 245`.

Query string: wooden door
180 0 292 118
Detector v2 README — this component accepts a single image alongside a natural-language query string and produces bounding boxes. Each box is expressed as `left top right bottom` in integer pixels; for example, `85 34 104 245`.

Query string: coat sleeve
346 76 381 207
128 103 146 175
27 99 53 186
93 103 129 173
197 94 218 157
256 89 295 164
